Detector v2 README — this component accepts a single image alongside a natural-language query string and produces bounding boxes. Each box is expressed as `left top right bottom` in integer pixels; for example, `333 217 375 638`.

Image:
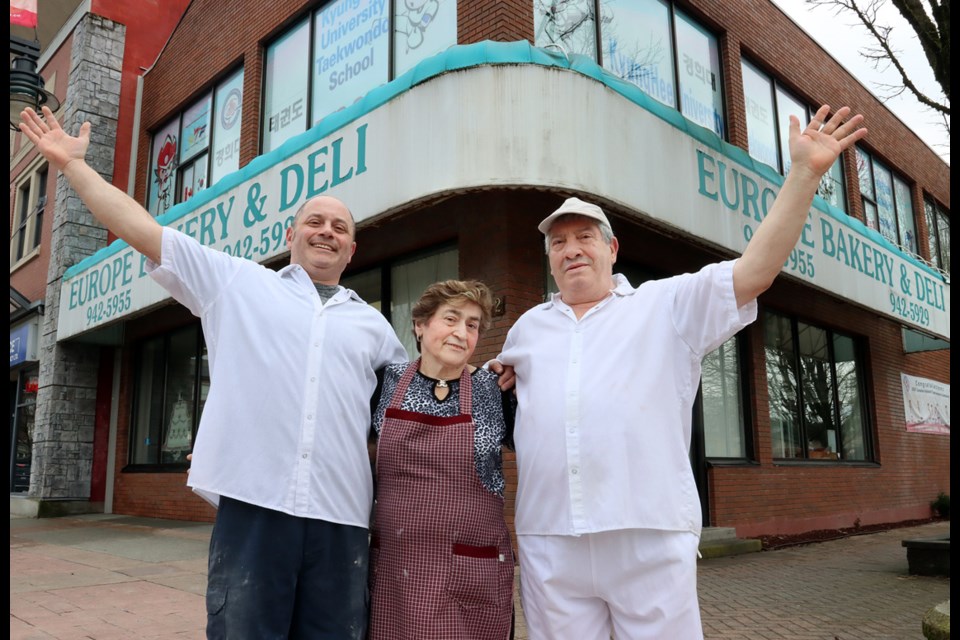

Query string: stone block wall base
10 496 104 518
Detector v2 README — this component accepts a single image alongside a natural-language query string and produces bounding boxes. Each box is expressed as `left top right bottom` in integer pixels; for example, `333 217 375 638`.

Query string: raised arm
19 106 163 264
733 105 866 307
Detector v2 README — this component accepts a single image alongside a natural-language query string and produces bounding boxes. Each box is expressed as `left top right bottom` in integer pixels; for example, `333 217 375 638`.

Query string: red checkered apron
369 360 514 640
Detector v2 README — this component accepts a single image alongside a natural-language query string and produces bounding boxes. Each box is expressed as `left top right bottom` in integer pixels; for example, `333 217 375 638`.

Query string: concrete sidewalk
10 514 949 639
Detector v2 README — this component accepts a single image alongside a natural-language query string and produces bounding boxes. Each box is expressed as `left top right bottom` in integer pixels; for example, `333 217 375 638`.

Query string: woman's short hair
411 280 494 345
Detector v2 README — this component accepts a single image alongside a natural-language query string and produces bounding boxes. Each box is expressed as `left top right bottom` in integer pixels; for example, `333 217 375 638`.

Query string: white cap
538 197 611 235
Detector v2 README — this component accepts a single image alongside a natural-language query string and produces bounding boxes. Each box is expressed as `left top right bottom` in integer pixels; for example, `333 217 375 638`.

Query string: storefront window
702 337 746 458
893 176 917 256
775 87 806 175
129 326 208 467
10 368 38 492
764 311 871 461
342 247 459 358
147 118 180 217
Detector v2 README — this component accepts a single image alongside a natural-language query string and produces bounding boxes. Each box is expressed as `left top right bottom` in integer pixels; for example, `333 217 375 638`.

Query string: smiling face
286 196 356 284
547 215 618 306
416 301 482 377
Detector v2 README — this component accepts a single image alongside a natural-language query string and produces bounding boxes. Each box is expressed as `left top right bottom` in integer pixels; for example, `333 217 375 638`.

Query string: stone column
29 14 125 504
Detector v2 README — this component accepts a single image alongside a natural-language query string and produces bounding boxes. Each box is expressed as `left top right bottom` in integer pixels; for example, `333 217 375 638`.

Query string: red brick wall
459 0 533 44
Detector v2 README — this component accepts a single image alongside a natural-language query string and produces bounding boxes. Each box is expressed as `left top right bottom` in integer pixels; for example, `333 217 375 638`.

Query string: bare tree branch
806 0 949 120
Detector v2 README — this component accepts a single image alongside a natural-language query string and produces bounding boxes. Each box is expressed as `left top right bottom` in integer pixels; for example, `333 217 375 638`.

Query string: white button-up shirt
148 229 407 527
499 261 757 537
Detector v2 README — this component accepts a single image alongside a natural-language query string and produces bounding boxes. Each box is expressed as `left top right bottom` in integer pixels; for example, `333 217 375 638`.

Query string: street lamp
10 35 60 131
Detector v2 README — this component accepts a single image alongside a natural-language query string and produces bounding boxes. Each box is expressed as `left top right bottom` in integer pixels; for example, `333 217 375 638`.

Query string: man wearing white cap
497 105 866 638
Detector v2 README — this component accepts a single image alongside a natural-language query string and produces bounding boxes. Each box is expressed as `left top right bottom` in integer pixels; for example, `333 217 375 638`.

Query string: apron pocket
446 543 501 609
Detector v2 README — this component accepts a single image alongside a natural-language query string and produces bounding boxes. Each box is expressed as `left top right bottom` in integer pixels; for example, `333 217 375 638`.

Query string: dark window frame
764 310 874 463
856 146 917 252
145 66 244 216
741 57 848 212
923 195 950 275
125 325 207 471
533 0 728 140
262 0 462 153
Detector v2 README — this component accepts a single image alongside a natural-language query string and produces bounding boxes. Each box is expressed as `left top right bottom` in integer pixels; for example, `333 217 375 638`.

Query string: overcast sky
770 0 949 165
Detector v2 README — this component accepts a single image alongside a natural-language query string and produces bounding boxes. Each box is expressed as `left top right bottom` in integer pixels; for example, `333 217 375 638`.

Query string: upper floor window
534 0 726 138
741 59 846 213
147 69 244 217
856 146 917 255
262 0 458 153
923 196 950 275
764 311 871 462
10 164 48 268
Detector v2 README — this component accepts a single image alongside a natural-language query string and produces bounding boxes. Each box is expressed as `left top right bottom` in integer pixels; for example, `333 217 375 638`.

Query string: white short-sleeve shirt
148 229 407 527
499 260 757 537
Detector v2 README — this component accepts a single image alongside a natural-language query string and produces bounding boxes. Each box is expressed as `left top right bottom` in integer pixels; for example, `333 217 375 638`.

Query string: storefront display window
343 247 459 358
129 326 208 467
701 337 746 458
10 368 38 492
764 311 871 461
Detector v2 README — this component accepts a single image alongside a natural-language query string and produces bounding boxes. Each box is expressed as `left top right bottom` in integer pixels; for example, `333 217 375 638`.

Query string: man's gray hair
543 214 615 253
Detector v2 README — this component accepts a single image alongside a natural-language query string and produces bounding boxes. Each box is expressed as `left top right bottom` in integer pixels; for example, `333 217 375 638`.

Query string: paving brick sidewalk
10 515 948 639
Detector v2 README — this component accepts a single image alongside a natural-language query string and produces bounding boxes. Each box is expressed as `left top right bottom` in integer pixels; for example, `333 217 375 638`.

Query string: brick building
9 0 190 514
15 0 949 539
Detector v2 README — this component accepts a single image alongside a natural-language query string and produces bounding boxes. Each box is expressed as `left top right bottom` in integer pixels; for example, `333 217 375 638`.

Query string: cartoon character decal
153 134 178 215
396 0 440 51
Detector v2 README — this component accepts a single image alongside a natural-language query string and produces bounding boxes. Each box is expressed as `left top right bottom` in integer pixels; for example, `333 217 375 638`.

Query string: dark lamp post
10 35 60 131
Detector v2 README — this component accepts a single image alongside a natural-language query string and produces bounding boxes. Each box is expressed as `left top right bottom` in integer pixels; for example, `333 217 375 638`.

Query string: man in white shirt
498 105 866 639
20 107 408 639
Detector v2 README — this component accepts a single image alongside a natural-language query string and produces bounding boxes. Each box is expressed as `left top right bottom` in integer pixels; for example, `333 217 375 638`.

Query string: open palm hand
19 106 91 173
789 105 866 179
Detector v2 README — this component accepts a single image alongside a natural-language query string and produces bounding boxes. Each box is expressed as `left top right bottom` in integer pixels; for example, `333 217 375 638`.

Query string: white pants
518 529 703 640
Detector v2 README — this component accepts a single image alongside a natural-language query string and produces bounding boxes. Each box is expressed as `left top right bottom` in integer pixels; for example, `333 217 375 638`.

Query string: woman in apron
369 280 515 640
